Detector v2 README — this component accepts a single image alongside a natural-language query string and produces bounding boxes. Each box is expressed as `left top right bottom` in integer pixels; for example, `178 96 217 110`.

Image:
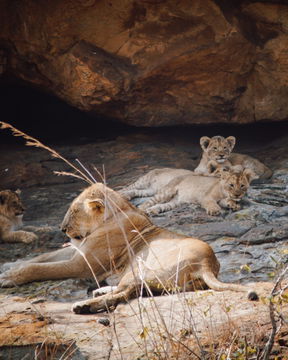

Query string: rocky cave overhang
1 0 288 127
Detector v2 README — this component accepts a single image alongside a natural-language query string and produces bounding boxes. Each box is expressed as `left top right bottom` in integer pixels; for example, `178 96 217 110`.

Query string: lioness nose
60 225 67 234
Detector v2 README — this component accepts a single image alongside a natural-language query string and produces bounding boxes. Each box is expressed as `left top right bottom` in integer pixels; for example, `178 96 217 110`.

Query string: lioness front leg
0 256 88 287
2 230 38 244
1 247 75 273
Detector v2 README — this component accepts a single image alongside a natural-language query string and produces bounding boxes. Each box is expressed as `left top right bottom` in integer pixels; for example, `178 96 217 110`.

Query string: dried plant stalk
0 121 93 185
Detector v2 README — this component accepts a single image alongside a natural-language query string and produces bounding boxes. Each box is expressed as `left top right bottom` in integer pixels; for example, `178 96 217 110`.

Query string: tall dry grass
1 121 287 359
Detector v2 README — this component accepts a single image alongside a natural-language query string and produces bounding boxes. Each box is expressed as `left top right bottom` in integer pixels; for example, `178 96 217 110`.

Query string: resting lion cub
194 135 272 180
120 168 193 200
139 163 256 215
0 190 37 244
0 183 257 313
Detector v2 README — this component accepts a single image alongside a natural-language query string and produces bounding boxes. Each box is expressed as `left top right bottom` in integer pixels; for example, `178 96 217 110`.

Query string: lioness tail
202 271 258 301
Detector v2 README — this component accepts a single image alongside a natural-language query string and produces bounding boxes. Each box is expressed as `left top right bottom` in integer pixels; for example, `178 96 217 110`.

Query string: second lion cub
194 135 272 180
139 163 256 215
0 190 37 244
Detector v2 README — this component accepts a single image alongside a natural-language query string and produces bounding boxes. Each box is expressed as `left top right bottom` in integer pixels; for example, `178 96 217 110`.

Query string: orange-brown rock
0 0 288 126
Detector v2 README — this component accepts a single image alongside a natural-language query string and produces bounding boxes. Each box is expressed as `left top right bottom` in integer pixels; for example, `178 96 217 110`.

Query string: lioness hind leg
72 283 136 314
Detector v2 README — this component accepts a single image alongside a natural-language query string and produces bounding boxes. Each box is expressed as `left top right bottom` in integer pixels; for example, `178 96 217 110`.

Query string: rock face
1 0 288 126
1 125 288 358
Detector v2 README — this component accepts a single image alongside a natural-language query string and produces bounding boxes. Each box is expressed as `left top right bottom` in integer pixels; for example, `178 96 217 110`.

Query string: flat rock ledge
0 282 283 360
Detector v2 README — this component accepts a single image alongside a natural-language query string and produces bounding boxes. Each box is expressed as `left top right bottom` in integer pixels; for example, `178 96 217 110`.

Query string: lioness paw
93 286 116 298
72 301 93 314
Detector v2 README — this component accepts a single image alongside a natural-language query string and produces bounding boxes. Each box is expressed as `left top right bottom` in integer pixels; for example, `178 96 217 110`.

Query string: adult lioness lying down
0 183 258 313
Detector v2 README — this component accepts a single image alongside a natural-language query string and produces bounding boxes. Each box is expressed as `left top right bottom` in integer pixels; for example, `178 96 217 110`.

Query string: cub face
0 190 25 219
200 136 236 163
220 168 255 202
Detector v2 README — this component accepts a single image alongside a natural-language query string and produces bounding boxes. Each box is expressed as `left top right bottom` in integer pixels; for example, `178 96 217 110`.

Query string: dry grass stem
0 121 93 185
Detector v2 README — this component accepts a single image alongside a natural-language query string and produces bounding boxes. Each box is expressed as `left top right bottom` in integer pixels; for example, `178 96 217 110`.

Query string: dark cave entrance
1 80 288 148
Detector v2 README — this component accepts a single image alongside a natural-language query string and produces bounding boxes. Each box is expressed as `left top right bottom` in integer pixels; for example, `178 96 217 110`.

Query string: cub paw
206 206 221 216
227 200 241 211
146 207 160 215
21 231 38 244
0 273 17 287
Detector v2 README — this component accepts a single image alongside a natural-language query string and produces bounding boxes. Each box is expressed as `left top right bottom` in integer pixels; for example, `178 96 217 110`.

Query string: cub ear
87 198 105 213
226 136 236 150
207 160 219 174
200 136 211 151
243 169 259 183
15 189 21 195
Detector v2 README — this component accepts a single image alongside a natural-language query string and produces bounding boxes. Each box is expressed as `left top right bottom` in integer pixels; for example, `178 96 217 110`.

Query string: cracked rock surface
0 126 288 358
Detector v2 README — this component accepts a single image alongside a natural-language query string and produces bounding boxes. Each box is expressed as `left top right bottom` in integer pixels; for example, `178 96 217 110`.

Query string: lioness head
200 136 236 163
0 189 25 219
219 166 256 202
60 183 136 241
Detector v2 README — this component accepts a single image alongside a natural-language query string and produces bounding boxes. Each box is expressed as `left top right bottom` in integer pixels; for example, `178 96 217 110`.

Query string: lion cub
139 163 256 215
194 135 272 180
120 168 193 200
0 190 37 244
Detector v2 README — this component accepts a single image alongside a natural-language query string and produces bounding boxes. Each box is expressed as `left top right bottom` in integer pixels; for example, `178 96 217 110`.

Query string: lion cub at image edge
127 163 256 215
194 135 273 180
0 190 37 244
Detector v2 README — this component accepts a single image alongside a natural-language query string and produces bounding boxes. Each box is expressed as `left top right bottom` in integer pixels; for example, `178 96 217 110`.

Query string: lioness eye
241 184 245 188
213 147 217 150
223 147 227 150
229 183 234 188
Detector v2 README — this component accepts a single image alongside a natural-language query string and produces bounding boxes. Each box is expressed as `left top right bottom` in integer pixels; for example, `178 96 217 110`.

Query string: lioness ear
226 136 236 150
243 169 258 183
207 160 218 174
87 199 105 213
200 136 211 151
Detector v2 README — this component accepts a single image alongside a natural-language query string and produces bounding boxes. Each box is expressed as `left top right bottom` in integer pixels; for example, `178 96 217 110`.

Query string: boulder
1 0 288 126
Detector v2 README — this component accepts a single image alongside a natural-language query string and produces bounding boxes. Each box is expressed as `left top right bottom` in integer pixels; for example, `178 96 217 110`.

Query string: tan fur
0 183 257 313
194 135 273 180
120 168 193 200
139 163 255 215
0 190 37 244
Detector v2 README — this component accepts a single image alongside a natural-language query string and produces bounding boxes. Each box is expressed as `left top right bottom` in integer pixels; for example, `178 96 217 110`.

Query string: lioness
0 190 37 244
139 163 256 215
194 135 273 180
0 183 258 313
